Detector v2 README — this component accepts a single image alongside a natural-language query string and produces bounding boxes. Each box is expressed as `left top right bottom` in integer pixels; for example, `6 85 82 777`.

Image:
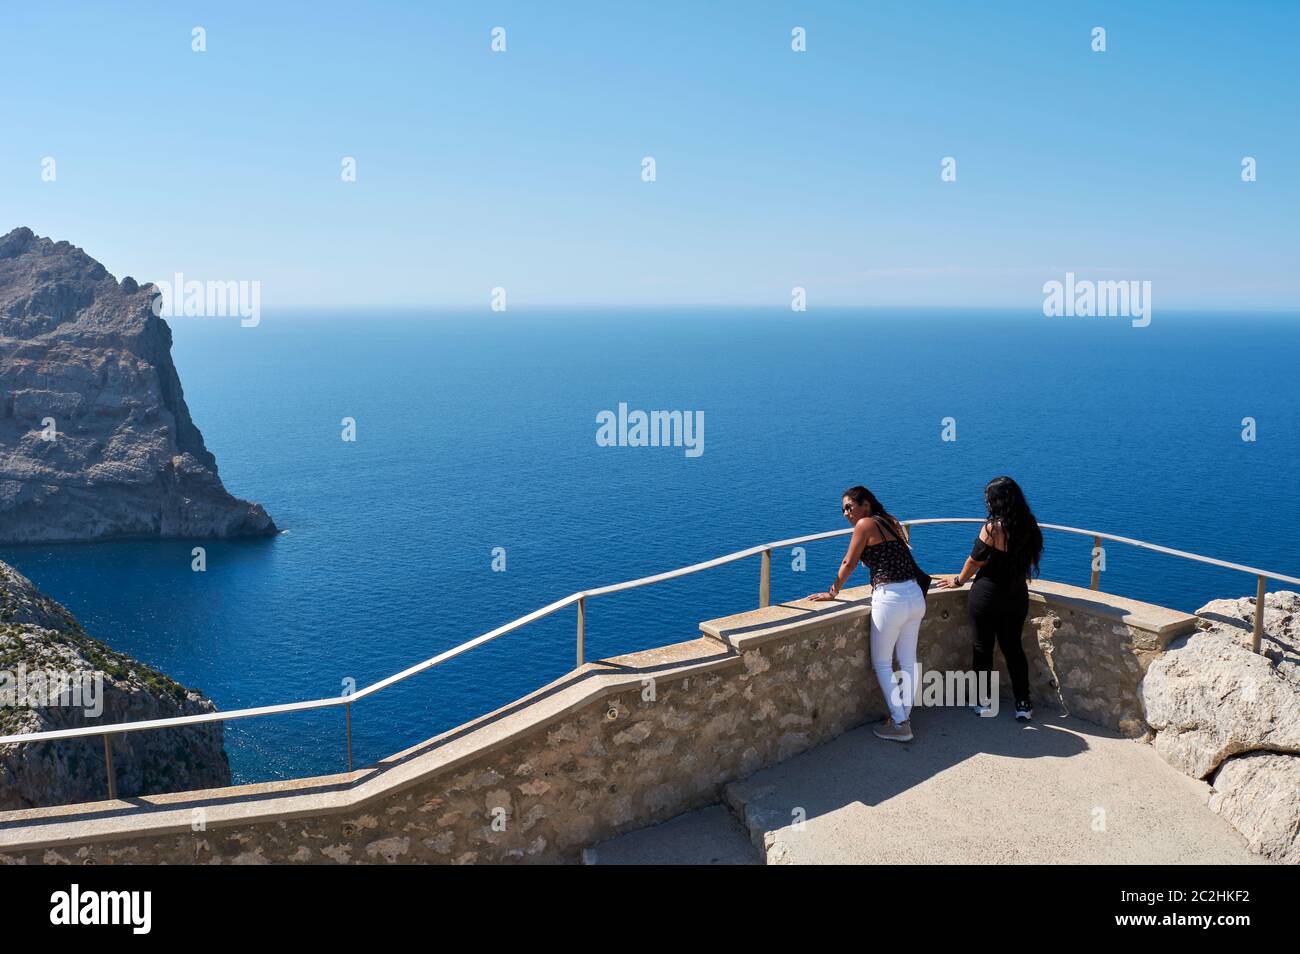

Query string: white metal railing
2 517 1295 799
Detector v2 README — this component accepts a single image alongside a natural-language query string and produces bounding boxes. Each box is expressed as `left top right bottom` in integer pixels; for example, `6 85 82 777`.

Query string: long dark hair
984 476 1043 579
842 485 906 541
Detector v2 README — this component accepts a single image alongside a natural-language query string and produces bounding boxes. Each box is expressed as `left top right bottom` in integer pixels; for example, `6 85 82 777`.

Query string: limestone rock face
1141 590 1300 865
1207 752 1300 865
0 559 230 810
1141 592 1300 779
0 226 275 543
1196 590 1300 679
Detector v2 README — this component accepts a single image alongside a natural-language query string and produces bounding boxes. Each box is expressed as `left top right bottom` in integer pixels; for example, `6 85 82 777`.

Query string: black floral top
859 518 922 586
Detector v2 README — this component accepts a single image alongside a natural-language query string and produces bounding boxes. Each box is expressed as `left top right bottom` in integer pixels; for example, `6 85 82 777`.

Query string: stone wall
1028 586 1192 736
0 580 1194 865
890 581 1193 736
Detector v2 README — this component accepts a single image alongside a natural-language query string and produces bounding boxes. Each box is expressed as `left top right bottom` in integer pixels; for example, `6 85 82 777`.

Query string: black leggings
968 579 1031 705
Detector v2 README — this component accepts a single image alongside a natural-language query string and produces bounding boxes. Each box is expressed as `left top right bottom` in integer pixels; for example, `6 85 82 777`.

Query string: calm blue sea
3 309 1298 783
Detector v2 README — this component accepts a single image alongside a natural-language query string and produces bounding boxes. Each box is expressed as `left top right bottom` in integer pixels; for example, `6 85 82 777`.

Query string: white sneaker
873 718 913 742
971 703 995 717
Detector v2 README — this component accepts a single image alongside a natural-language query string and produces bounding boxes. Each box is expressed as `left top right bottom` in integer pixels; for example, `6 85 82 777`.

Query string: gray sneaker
873 718 913 742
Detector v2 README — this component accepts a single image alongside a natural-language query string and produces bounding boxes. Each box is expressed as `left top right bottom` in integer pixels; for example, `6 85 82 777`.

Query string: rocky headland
0 226 275 543
0 558 230 810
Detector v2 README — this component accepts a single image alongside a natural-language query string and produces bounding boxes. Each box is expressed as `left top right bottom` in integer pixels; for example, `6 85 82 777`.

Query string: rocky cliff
1142 590 1300 864
0 227 275 543
0 558 231 809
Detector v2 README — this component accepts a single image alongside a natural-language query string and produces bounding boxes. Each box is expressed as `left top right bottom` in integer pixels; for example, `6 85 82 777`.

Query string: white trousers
870 579 926 724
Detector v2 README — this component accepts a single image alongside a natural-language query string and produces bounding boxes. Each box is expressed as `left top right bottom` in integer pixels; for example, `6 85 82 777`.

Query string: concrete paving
592 706 1266 865
583 804 759 865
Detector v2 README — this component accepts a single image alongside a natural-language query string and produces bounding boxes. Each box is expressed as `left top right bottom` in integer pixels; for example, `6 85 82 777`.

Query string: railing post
759 549 771 608
103 733 116 800
345 702 353 772
1252 574 1267 654
1090 535 1101 590
576 596 586 667
900 523 910 545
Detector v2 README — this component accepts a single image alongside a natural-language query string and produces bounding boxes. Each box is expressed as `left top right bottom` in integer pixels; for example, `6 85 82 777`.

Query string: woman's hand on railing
933 575 962 589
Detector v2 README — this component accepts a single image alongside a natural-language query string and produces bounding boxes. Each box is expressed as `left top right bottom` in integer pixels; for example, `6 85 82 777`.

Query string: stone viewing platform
1 574 1295 865
585 706 1263 865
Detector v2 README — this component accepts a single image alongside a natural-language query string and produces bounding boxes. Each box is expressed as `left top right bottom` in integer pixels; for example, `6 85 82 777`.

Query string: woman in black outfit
935 476 1043 720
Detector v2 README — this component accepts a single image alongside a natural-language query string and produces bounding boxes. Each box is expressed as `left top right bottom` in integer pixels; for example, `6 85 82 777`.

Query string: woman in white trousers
809 485 928 741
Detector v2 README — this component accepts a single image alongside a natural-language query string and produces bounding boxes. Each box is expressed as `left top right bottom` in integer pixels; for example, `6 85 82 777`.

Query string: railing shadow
1198 611 1297 665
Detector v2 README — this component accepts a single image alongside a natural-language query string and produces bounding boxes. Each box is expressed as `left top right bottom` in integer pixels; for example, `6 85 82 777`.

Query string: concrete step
581 803 760 865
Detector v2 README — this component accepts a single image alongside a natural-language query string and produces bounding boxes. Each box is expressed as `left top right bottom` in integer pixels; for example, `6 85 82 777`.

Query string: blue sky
1 1 1296 309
